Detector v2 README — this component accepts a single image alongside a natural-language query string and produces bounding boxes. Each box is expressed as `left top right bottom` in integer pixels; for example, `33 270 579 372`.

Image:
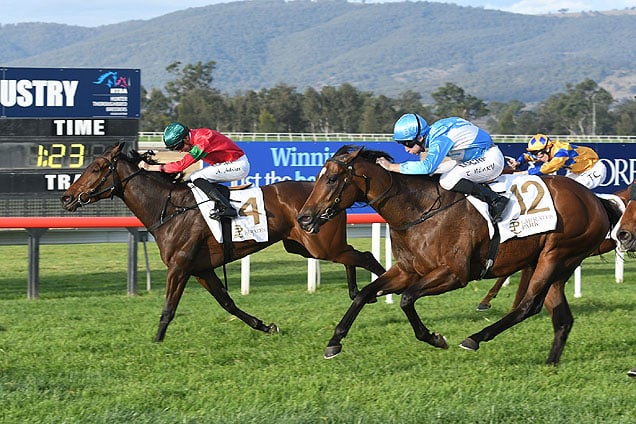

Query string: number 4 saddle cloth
189 184 269 243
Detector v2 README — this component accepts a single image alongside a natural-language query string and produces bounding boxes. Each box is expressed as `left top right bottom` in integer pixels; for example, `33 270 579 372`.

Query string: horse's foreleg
331 249 385 301
196 273 279 334
324 267 403 359
476 267 534 311
155 270 188 342
542 281 574 365
344 264 360 300
476 276 509 311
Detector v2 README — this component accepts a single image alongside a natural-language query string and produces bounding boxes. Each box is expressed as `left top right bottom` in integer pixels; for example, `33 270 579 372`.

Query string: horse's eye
327 175 339 185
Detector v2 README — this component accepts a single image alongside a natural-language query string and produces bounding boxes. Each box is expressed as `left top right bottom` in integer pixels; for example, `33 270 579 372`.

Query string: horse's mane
119 142 185 184
333 144 440 185
334 144 394 163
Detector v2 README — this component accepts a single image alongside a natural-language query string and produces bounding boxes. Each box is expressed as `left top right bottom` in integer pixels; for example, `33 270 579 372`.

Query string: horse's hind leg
459 267 556 355
195 273 279 334
542 281 574 365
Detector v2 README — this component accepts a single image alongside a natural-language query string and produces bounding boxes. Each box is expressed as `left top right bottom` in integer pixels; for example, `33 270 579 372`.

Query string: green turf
1 241 635 423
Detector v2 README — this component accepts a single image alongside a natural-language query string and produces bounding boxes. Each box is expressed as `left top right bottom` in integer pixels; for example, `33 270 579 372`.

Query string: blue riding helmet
163 122 189 151
393 113 429 148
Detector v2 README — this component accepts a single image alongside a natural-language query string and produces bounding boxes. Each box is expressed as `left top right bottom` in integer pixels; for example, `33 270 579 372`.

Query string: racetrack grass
1 240 635 423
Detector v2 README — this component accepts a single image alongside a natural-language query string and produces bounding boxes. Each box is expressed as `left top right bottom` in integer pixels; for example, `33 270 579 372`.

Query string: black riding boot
452 178 509 223
192 179 238 219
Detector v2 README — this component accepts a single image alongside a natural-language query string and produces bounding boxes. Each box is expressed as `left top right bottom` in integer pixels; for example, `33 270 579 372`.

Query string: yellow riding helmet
527 134 552 152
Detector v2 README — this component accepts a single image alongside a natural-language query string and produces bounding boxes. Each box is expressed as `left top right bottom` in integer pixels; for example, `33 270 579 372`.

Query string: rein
146 190 199 232
78 154 199 232
320 157 395 220
326 155 465 231
390 190 466 232
77 155 141 204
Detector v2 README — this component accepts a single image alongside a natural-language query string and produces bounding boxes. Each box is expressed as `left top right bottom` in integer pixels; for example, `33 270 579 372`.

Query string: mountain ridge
2 1 635 103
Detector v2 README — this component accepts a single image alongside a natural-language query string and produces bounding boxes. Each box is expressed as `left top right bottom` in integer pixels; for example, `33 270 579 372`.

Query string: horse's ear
341 145 363 162
629 180 636 201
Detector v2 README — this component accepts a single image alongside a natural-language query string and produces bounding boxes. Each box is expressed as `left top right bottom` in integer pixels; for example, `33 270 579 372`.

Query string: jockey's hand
376 157 390 169
376 157 400 173
138 161 150 170
507 158 520 169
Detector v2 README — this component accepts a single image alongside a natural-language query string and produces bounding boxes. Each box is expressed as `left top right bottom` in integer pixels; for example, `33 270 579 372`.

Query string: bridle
318 155 394 221
76 154 142 205
323 153 465 231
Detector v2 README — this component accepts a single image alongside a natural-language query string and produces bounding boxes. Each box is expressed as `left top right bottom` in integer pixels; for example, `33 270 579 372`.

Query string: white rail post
241 256 250 295
573 265 582 298
371 223 381 282
615 251 624 284
307 258 319 293
385 223 393 304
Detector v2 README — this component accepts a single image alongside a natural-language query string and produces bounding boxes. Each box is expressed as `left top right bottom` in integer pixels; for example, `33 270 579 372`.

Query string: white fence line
138 132 636 144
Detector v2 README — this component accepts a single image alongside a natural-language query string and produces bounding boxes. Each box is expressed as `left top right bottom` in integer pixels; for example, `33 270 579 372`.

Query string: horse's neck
370 173 446 221
118 165 186 226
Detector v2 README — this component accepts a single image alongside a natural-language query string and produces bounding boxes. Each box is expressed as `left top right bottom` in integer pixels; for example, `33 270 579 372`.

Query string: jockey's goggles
527 149 547 159
397 138 418 148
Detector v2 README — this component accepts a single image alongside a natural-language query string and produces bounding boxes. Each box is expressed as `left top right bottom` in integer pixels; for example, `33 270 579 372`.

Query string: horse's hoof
324 345 342 359
433 333 449 349
459 337 479 351
267 323 280 334
476 303 491 311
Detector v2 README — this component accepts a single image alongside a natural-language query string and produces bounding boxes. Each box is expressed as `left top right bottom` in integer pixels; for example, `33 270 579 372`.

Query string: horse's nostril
617 230 632 242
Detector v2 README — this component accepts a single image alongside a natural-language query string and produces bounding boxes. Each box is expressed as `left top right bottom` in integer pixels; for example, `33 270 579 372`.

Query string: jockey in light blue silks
375 113 509 223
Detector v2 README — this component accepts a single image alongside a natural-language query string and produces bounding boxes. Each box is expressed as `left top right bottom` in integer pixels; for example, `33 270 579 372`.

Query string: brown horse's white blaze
297 145 622 364
614 182 636 251
61 142 386 343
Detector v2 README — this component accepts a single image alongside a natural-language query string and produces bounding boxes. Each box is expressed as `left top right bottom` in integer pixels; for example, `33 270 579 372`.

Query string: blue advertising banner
233 141 634 214
0 67 140 118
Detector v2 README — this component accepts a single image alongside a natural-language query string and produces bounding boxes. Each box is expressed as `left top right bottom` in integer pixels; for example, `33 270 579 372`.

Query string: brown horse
477 187 629 311
297 145 622 364
61 142 385 342
615 181 636 252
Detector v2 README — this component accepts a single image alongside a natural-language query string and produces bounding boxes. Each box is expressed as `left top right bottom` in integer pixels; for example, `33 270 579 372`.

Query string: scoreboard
0 67 140 217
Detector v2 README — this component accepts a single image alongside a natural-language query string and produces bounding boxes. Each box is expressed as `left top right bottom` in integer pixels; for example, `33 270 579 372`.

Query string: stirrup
209 207 237 220
489 197 509 223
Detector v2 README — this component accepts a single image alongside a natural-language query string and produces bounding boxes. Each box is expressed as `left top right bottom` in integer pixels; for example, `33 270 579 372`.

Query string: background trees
141 61 636 135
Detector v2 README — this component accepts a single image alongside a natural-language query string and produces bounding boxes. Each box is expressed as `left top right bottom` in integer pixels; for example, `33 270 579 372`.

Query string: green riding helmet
163 122 189 150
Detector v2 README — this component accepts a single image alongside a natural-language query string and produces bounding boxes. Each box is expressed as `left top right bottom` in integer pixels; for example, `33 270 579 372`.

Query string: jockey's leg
451 178 509 223
192 178 237 219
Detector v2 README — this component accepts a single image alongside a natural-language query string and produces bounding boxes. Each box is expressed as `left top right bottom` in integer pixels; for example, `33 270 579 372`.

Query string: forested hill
2 0 635 103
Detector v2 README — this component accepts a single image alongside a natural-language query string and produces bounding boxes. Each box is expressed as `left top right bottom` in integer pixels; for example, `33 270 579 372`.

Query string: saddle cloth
467 174 557 243
189 184 269 243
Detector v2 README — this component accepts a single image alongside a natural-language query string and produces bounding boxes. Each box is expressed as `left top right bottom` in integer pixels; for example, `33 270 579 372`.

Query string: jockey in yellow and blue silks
375 113 509 223
508 134 607 190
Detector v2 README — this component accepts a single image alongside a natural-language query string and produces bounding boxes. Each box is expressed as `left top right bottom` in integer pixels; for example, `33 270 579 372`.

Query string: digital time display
35 142 101 169
0 141 109 170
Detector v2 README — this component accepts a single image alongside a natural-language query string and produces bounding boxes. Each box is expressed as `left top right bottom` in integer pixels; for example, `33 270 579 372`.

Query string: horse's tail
599 197 623 229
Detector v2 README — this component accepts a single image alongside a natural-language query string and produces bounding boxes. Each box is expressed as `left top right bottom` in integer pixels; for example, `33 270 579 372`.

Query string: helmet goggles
396 138 419 148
